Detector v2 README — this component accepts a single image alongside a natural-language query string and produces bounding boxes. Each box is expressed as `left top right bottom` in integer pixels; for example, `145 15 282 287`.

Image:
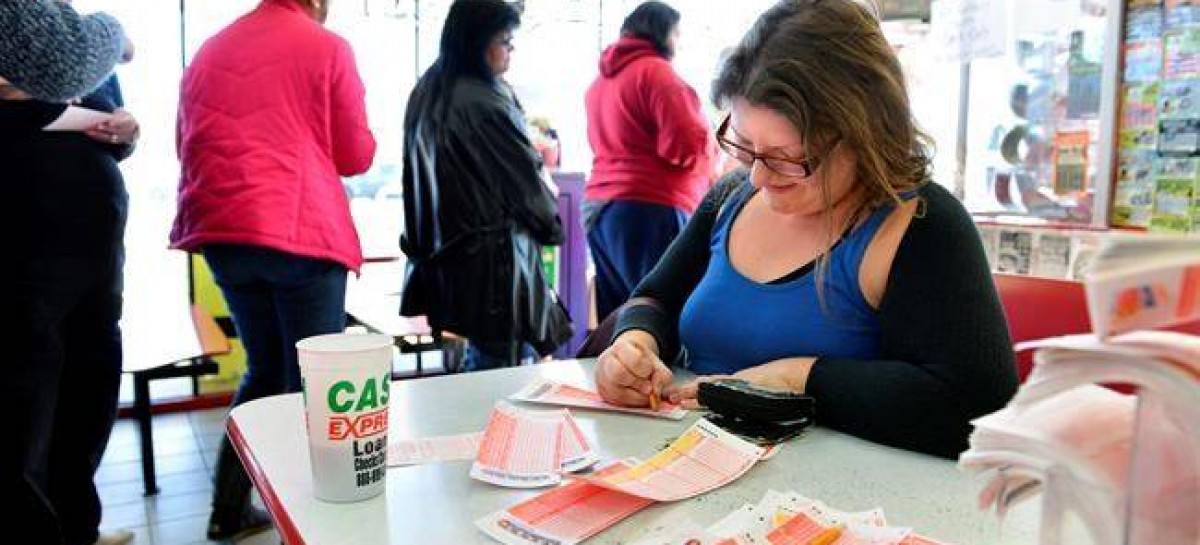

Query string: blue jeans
202 244 347 516
586 200 688 322
463 339 537 372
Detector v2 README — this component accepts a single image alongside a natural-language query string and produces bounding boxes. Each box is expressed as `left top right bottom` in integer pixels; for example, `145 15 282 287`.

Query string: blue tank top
678 187 893 375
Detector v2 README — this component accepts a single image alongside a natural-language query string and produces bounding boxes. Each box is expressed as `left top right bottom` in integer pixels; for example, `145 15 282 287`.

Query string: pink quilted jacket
171 0 375 272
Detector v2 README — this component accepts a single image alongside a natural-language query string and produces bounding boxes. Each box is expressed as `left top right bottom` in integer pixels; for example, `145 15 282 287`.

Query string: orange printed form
511 378 688 420
767 515 917 545
476 462 655 545
470 403 599 488
576 418 765 502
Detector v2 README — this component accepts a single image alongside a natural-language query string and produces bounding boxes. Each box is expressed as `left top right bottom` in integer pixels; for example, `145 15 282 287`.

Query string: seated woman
594 0 1018 459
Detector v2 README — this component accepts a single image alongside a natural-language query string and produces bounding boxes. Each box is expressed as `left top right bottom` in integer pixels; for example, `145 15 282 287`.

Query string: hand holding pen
595 329 673 410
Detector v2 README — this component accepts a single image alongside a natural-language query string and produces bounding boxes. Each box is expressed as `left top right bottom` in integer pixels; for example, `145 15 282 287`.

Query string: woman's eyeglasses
716 114 824 178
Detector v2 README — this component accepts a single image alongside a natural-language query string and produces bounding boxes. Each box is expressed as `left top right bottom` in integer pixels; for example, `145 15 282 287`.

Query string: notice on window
931 0 1008 63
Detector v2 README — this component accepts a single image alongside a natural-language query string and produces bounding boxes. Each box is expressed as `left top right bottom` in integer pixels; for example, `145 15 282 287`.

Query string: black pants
5 254 124 545
586 200 688 323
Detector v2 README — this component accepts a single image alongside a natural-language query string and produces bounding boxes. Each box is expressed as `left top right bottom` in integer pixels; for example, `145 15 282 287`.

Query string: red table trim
227 417 307 545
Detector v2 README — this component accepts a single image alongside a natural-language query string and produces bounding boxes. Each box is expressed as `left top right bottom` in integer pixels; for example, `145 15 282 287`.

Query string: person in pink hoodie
584 1 715 323
171 0 375 540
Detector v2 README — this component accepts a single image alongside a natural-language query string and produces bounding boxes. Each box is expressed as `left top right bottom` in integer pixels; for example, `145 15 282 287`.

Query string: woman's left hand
85 109 140 145
664 357 817 410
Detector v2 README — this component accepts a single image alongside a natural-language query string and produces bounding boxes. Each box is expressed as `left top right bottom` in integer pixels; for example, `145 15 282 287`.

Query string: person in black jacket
400 0 572 371
594 0 1018 459
4 76 141 545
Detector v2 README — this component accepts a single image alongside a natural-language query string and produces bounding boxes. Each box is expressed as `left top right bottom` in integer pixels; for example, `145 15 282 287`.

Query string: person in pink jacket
170 0 375 540
584 2 716 323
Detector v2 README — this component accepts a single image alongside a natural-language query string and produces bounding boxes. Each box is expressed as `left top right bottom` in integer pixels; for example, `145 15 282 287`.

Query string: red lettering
327 416 352 440
352 408 389 438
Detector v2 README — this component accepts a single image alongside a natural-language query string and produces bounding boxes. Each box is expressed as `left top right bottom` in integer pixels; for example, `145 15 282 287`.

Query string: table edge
228 415 308 545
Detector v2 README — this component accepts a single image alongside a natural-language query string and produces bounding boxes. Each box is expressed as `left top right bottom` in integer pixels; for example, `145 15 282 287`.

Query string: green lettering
355 378 379 411
328 381 356 413
380 375 390 406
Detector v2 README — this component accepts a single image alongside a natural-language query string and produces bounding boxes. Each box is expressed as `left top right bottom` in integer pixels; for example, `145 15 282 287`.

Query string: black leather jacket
399 74 572 355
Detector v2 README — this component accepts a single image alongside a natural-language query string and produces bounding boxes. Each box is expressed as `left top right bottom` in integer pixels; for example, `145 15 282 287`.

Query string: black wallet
698 378 814 445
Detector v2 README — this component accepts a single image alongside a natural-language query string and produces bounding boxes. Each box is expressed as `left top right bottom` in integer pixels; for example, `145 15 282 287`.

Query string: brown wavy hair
713 0 932 211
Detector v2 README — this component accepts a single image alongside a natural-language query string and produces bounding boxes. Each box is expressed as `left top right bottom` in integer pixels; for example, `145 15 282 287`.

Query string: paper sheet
706 504 771 545
703 491 944 545
470 403 598 488
511 378 688 420
765 513 826 545
386 432 482 467
627 508 723 545
476 462 655 545
43 106 113 131
575 418 764 502
557 408 601 473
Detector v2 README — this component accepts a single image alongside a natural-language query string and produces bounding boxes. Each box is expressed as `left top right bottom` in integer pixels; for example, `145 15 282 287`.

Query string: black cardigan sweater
615 172 1019 458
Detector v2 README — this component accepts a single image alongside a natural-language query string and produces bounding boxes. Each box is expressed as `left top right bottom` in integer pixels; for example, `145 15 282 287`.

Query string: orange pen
806 524 844 545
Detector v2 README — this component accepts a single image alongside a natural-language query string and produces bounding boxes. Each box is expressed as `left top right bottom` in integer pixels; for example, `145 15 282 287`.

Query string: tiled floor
98 351 447 545
97 409 280 545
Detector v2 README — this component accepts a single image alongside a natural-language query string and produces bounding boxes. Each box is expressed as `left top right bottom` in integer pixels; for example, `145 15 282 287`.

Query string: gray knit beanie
0 1 126 102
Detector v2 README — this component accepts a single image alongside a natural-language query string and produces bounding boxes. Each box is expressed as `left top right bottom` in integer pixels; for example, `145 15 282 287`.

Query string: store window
506 0 601 172
883 18 962 194
328 0 418 258
67 0 972 403
961 0 1111 225
73 0 190 402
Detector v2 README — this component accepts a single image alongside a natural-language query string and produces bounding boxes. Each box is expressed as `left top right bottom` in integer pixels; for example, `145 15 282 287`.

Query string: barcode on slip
480 467 555 482
493 516 564 545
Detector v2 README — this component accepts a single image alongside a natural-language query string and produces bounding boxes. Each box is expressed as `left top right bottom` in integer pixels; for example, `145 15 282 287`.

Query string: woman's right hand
595 330 673 407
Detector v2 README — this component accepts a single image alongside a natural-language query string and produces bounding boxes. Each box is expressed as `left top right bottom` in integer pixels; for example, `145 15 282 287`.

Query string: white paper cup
297 333 394 502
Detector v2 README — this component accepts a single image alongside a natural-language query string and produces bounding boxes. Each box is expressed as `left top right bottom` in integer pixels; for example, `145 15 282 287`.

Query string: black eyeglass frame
716 114 832 178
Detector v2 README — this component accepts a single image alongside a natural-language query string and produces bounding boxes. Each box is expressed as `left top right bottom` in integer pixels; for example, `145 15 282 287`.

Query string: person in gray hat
1 4 137 544
0 0 130 102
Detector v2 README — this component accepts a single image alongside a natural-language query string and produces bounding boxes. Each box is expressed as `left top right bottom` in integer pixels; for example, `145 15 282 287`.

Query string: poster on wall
1114 179 1157 226
1151 157 1199 231
997 230 1034 275
1034 233 1073 279
1158 79 1200 119
1053 131 1091 194
1126 1 1165 41
1166 0 1200 30
1164 27 1200 78
1158 118 1200 155
1120 83 1160 150
1125 40 1166 83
